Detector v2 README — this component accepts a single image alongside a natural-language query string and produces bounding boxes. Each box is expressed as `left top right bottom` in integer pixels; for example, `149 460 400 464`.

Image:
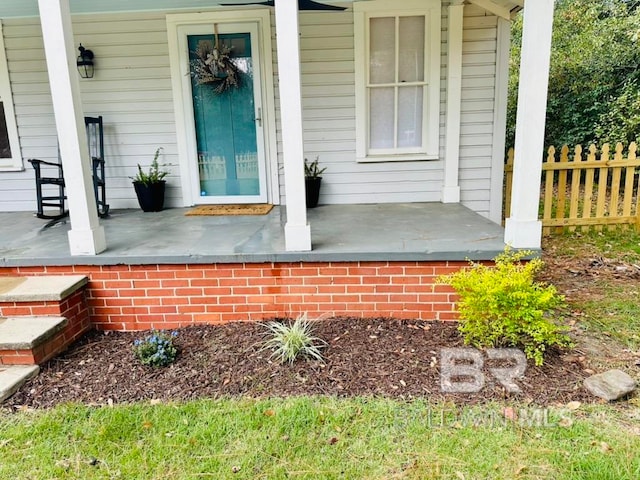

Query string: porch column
442 1 464 203
37 0 106 255
275 0 312 251
504 0 555 249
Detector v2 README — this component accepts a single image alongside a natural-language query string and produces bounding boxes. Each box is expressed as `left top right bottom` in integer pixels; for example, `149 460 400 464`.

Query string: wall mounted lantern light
76 44 94 79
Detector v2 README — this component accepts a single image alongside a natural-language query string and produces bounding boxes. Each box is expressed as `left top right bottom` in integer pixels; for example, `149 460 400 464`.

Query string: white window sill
356 153 439 163
0 164 25 172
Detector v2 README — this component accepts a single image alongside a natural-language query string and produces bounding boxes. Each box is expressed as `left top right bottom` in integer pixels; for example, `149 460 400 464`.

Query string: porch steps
0 275 91 403
0 275 88 303
0 365 39 403
0 316 68 364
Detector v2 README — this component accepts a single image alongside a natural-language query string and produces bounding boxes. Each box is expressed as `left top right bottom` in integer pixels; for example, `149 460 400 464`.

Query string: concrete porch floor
0 203 506 266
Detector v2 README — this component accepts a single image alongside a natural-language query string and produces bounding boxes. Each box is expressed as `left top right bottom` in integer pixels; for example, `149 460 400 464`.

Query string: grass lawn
542 229 640 349
1 397 639 480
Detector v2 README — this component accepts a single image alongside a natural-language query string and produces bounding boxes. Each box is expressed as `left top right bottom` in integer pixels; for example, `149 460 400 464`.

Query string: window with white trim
354 0 441 162
0 22 22 171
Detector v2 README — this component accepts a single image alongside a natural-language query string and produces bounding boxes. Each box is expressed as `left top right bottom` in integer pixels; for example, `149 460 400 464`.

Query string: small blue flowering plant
133 330 179 367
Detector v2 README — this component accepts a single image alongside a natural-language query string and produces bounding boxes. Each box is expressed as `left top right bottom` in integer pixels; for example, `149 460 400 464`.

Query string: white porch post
37 0 106 255
275 0 311 251
504 0 555 249
442 1 464 203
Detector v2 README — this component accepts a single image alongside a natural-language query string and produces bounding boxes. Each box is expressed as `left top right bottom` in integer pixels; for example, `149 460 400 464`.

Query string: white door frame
180 22 267 204
167 10 278 206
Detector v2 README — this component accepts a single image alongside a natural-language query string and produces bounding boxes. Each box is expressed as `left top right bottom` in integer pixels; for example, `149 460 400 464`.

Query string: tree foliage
507 0 640 148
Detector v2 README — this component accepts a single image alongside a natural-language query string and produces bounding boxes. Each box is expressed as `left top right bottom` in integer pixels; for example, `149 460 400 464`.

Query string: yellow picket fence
504 143 640 234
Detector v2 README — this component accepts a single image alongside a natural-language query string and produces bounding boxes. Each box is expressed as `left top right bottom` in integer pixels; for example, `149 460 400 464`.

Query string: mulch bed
5 317 593 409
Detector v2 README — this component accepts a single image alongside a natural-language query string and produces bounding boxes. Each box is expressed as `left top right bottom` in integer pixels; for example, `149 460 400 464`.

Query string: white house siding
458 5 499 217
0 3 500 214
288 10 446 206
287 5 499 211
0 12 181 212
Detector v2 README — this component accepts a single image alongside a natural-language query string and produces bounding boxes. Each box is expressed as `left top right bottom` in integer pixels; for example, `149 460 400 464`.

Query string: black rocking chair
29 116 109 220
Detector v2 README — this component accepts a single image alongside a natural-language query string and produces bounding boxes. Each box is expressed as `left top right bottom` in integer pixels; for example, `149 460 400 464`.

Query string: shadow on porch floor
0 203 506 266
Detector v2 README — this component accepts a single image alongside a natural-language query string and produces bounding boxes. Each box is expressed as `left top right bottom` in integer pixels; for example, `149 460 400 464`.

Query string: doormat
185 204 274 216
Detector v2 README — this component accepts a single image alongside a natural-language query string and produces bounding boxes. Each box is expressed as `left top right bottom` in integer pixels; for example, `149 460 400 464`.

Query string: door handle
255 107 262 127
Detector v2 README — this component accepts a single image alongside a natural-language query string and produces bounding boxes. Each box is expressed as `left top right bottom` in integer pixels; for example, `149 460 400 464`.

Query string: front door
179 23 267 204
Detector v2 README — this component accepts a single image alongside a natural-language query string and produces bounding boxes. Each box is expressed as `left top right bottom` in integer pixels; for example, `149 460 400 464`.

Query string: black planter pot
133 181 166 212
305 176 322 208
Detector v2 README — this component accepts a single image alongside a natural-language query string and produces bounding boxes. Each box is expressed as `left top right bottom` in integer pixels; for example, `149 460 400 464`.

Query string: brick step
0 275 91 402
0 275 87 305
0 365 40 403
0 274 90 374
0 316 68 365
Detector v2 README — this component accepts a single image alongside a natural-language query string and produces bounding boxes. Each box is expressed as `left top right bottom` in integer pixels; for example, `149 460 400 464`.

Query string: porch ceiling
467 0 523 19
0 0 524 19
0 0 350 18
0 204 506 266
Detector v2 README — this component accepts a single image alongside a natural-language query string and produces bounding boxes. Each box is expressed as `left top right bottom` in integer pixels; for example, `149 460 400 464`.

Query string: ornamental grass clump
133 330 179 367
438 247 572 366
262 313 326 364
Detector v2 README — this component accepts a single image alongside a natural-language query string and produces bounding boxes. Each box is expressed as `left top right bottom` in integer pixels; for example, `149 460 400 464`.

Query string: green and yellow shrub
439 248 571 366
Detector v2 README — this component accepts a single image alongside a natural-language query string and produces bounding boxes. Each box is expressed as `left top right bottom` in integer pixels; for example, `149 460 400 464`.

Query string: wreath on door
191 24 241 94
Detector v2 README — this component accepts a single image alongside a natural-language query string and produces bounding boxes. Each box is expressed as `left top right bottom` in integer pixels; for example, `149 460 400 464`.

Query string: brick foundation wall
0 262 463 331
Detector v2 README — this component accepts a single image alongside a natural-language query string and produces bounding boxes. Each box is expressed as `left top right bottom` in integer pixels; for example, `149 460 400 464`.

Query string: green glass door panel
189 33 259 198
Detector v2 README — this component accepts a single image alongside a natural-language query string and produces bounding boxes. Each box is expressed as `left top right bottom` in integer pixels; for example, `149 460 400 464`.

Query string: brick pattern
0 261 466 331
0 289 91 365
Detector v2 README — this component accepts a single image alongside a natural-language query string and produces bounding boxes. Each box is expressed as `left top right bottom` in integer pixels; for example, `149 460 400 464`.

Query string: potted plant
304 156 326 208
131 147 169 212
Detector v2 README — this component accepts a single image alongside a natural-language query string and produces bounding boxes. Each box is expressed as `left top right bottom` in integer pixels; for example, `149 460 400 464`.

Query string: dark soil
6 317 591 409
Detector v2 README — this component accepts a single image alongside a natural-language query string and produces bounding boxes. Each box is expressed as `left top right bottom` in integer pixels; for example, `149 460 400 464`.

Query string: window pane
0 102 11 158
399 16 425 83
369 87 394 149
397 86 423 148
369 17 395 84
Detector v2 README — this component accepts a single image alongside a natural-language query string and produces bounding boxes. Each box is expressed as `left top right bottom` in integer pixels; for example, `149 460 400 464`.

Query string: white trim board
489 16 510 224
0 21 23 172
442 2 464 203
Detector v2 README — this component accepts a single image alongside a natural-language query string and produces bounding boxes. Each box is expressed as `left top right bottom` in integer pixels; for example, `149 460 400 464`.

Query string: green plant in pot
304 156 326 208
130 147 169 212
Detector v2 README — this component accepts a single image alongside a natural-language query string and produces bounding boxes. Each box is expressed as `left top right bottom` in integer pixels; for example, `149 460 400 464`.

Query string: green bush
133 330 179 367
439 248 571 366
261 313 326 364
